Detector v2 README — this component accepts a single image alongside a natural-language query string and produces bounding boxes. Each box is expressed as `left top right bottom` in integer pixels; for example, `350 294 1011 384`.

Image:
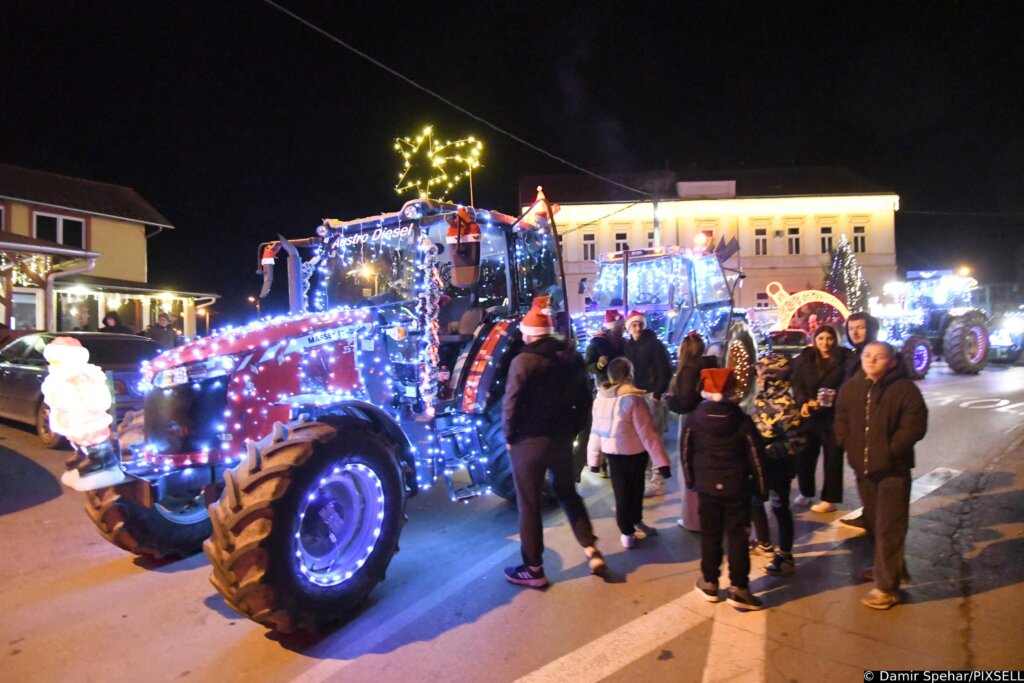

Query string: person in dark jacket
623 309 673 496
502 296 605 587
682 367 768 610
664 331 718 530
99 311 132 334
144 312 182 349
791 324 854 512
584 309 625 386
839 311 881 529
835 342 928 610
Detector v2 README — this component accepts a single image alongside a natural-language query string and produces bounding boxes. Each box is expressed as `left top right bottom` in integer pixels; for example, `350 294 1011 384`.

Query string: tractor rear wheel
85 485 211 559
944 315 989 374
481 405 517 501
204 417 405 634
901 335 933 379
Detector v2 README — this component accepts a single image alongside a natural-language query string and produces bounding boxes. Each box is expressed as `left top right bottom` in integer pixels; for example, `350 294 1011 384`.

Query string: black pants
510 436 597 567
856 471 912 593
751 459 795 552
698 493 751 588
797 419 843 502
607 452 650 535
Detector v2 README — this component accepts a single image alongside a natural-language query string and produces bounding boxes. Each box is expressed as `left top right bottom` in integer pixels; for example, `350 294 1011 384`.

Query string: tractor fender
289 398 419 497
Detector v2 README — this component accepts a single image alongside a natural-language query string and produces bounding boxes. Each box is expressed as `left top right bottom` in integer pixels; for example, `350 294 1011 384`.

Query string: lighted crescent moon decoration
766 281 850 330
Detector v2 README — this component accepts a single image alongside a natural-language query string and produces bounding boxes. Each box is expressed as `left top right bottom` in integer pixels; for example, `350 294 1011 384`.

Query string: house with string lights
0 163 218 335
520 167 899 315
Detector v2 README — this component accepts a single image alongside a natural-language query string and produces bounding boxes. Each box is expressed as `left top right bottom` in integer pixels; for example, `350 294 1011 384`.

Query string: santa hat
700 367 736 402
625 310 646 328
603 309 624 329
520 296 555 337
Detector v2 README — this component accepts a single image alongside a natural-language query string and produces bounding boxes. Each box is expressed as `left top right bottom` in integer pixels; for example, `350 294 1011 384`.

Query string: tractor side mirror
447 208 481 287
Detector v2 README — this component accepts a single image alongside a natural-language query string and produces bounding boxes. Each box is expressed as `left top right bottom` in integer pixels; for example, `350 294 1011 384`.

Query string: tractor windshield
423 214 511 309
692 254 731 306
315 221 421 309
513 224 566 313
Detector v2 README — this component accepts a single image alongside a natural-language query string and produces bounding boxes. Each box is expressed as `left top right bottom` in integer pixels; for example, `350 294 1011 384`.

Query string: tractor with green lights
60 198 575 634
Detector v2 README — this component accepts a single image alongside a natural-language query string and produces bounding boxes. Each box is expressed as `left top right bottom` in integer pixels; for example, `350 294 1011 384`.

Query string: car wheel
36 401 67 449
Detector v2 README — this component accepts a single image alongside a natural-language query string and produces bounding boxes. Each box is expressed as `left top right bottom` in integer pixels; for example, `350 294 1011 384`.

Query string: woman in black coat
790 324 853 512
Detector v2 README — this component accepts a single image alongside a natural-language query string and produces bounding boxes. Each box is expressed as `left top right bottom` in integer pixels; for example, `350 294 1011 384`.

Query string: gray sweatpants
856 471 912 593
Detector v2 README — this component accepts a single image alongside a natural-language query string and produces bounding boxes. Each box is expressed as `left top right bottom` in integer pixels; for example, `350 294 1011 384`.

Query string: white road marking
518 467 962 683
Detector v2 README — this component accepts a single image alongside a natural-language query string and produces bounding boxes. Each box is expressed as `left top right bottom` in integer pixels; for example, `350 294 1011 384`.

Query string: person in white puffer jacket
587 357 673 549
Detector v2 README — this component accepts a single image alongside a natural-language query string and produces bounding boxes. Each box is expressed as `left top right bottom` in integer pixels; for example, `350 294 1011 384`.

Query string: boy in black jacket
682 367 768 610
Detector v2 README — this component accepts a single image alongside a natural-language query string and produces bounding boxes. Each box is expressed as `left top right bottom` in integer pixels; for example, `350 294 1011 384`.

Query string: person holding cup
790 324 854 513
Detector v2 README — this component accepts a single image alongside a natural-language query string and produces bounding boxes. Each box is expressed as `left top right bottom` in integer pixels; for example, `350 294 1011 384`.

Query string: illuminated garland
416 234 440 416
393 125 483 200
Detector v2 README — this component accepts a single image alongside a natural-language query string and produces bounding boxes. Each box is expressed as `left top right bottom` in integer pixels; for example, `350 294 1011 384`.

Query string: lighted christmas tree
824 234 870 315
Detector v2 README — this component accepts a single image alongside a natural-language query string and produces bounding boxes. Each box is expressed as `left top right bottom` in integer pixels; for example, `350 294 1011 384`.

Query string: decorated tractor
872 272 991 379
577 245 758 406
51 197 574 634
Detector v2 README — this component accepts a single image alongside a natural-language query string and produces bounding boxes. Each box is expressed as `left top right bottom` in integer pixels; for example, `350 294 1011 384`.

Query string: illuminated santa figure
40 337 125 490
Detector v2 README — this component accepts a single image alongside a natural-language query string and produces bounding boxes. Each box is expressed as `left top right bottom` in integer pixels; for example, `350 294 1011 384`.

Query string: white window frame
755 292 770 309
614 231 629 252
820 226 833 254
582 232 596 261
33 211 85 248
853 225 866 253
787 227 801 255
647 231 655 248
754 228 768 256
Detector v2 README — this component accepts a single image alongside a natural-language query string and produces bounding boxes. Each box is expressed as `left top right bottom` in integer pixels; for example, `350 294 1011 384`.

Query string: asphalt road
1 363 1022 682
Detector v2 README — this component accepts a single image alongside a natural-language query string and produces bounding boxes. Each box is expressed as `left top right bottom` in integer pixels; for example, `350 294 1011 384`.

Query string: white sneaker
643 484 665 498
620 534 635 549
811 501 837 513
793 494 812 507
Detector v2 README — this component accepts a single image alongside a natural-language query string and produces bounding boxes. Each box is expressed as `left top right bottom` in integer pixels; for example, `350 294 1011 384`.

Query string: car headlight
1001 317 1024 335
153 356 236 388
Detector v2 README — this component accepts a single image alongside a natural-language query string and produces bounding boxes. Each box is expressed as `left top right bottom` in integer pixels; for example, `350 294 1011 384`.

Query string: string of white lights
258 0 651 199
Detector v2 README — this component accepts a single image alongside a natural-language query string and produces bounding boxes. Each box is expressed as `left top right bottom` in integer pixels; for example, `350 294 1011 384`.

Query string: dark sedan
0 332 162 448
767 328 812 360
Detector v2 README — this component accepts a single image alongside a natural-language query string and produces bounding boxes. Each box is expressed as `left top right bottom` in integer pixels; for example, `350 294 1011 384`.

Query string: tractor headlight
1001 317 1024 335
154 356 236 388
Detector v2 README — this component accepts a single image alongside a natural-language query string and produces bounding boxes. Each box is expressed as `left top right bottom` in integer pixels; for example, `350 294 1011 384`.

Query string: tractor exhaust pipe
278 235 306 315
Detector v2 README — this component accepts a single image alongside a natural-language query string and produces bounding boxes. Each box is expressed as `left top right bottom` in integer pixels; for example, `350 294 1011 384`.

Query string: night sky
3 1 1022 322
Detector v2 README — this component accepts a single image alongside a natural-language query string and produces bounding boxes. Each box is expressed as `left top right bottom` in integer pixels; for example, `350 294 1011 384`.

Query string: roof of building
0 163 174 228
54 273 219 300
519 166 892 206
0 230 101 259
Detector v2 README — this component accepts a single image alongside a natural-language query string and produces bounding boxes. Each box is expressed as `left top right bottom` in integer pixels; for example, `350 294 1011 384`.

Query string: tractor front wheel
85 485 211 559
481 405 517 502
901 335 933 380
204 417 406 634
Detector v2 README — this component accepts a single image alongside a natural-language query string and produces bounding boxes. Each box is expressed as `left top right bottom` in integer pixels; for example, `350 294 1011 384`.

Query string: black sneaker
505 564 548 588
840 515 866 529
727 587 765 611
749 540 774 557
694 578 720 602
765 551 796 576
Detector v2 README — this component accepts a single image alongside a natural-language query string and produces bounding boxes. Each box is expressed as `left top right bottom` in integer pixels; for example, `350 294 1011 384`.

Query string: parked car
767 328 811 359
0 332 162 448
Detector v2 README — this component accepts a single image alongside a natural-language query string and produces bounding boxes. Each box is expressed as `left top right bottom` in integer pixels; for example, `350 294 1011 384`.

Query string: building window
647 231 655 248
755 292 770 309
787 227 801 255
582 232 596 261
853 225 866 253
34 212 85 248
820 226 833 254
614 231 629 252
754 228 768 256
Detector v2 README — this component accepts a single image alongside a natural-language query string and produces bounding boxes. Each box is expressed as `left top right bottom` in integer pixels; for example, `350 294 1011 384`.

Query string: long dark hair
813 324 840 370
677 330 706 366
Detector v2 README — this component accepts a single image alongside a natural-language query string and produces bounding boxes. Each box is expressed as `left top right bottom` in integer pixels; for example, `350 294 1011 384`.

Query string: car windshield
29 335 162 366
313 220 421 309
771 330 808 345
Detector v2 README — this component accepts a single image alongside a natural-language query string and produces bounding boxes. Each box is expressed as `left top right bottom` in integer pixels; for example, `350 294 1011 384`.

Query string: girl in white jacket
587 358 673 548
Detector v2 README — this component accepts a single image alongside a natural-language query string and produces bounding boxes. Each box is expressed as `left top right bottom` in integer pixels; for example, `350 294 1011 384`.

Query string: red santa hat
625 310 646 328
520 296 555 337
603 309 624 329
700 367 736 401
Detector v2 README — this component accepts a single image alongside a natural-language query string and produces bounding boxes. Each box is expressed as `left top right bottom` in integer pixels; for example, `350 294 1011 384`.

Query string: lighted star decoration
393 125 483 200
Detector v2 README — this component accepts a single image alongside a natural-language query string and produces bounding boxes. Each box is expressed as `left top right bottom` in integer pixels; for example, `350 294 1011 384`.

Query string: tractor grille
144 377 229 455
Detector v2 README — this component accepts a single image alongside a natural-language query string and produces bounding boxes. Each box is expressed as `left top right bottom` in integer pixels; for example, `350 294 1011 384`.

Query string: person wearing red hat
502 296 606 587
585 309 625 386
682 367 768 610
622 309 672 497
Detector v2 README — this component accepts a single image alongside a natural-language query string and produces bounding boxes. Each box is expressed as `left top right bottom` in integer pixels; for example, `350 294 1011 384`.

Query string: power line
259 0 650 199
901 210 1024 217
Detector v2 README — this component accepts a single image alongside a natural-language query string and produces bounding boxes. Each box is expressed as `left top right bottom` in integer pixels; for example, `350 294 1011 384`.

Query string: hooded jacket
99 311 132 334
665 354 718 415
586 382 671 468
584 330 623 386
623 328 672 399
682 398 766 499
835 358 928 476
503 335 593 444
844 312 880 381
752 357 805 461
